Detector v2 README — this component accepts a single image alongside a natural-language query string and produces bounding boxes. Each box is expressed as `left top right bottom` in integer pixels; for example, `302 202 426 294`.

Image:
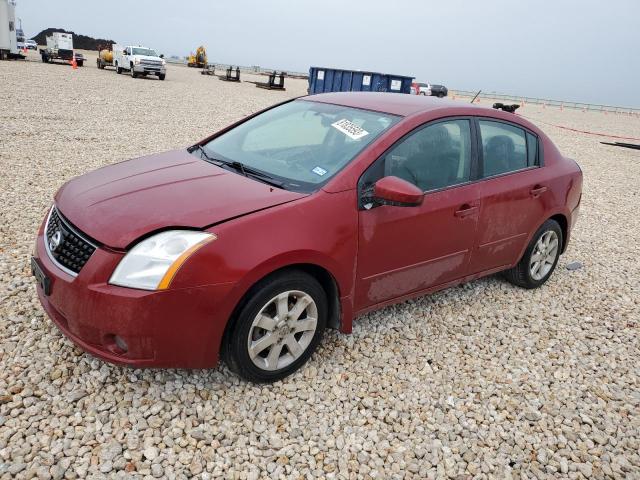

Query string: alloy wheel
529 230 559 281
247 290 318 371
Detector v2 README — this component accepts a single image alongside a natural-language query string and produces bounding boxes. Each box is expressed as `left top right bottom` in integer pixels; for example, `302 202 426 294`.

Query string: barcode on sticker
312 166 327 176
331 119 369 140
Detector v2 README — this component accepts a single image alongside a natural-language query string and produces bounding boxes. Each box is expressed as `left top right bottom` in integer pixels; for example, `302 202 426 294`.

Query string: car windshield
199 100 400 192
132 48 157 56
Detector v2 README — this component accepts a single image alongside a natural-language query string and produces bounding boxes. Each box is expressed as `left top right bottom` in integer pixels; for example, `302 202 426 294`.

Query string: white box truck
112 44 166 80
40 32 84 66
0 0 20 60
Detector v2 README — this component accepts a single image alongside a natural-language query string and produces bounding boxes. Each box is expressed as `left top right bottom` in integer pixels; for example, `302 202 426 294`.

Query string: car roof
301 92 543 136
304 92 480 117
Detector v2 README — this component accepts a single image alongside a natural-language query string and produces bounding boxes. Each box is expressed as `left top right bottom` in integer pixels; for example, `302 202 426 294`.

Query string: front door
355 118 480 310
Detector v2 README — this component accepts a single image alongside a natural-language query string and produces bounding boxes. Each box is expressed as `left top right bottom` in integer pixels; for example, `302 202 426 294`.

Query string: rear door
355 118 480 310
468 118 549 274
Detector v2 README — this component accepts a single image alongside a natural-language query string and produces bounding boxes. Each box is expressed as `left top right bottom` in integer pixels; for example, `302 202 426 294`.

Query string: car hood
55 149 306 249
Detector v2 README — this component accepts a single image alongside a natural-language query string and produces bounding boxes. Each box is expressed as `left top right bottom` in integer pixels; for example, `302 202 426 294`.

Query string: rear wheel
437 92 444 98
503 219 562 289
223 271 327 382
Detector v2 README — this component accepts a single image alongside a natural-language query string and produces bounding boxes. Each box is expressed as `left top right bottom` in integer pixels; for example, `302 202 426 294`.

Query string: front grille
45 207 96 275
141 59 162 66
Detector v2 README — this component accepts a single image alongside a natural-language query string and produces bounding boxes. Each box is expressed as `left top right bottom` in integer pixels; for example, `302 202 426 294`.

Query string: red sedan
32 93 582 382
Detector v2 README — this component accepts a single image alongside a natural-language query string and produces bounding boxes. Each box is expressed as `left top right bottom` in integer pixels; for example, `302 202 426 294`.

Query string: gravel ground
1 52 639 479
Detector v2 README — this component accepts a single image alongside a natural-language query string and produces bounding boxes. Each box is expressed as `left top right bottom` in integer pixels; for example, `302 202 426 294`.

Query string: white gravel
1 51 639 479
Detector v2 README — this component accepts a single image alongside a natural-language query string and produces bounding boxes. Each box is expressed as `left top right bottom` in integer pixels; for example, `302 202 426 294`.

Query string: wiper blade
241 169 285 188
191 144 222 165
191 145 285 189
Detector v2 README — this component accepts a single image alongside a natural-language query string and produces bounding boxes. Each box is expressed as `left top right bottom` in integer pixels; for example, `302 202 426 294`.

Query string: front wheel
116 63 122 74
503 219 563 289
131 68 137 78
223 271 327 383
158 73 166 81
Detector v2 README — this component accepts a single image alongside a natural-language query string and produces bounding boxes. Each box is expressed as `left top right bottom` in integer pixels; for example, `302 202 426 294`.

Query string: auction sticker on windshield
331 119 369 140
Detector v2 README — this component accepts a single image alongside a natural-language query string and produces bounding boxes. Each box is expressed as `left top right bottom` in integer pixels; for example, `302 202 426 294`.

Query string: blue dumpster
308 67 414 95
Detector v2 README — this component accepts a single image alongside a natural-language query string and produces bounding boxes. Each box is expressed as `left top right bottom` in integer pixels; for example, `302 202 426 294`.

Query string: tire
437 92 444 98
131 67 137 78
223 270 327 383
116 63 122 74
77 61 83 67
158 74 166 81
420 92 426 96
503 219 563 289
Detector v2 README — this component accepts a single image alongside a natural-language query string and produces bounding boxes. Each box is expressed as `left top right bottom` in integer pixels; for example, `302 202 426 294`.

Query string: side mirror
123 50 128 55
159 54 164 59
373 176 424 207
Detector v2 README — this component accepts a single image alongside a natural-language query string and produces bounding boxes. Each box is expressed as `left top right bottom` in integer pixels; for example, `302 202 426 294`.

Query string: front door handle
454 204 478 218
530 185 548 197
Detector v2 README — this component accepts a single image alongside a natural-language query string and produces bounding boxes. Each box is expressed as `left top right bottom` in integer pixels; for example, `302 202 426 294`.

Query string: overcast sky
16 0 640 107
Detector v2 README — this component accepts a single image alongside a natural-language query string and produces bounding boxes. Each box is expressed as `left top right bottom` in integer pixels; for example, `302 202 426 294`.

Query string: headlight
109 230 215 290
161 59 166 65
134 58 140 65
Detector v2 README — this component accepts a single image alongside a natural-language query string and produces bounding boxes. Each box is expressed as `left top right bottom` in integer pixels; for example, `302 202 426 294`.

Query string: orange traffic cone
71 56 77 69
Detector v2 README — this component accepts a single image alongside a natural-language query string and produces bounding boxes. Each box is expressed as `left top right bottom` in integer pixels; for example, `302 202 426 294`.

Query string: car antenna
470 90 482 104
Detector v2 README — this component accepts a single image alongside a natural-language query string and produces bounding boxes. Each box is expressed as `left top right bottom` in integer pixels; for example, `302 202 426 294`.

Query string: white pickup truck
112 44 166 80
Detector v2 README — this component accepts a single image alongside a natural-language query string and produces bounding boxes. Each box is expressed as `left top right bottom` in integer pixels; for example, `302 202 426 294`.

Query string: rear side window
526 132 539 167
479 120 529 177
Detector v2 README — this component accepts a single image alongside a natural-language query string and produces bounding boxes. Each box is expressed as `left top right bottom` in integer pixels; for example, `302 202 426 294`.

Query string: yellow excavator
187 46 207 68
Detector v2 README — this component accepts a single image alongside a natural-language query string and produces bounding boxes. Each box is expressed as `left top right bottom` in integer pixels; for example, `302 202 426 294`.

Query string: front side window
201 100 400 192
382 119 472 192
479 120 531 177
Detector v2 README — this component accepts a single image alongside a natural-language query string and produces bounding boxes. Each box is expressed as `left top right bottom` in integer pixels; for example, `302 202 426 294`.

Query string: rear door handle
454 204 478 218
530 185 548 197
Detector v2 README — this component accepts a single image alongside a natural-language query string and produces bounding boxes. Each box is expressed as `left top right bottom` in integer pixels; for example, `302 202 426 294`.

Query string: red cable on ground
520 114 640 142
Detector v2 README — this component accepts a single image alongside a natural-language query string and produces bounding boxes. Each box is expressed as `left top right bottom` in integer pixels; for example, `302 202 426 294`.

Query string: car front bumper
133 64 166 74
33 220 235 369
